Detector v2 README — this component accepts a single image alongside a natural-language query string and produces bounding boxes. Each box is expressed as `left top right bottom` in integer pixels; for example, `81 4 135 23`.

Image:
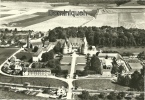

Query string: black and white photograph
0 0 145 99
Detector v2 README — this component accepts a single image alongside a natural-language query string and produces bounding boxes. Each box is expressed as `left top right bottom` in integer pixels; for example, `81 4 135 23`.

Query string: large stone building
23 68 51 76
62 37 98 55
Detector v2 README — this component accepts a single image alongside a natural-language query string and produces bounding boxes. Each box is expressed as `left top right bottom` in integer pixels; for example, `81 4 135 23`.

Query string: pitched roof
68 38 84 46
24 68 51 72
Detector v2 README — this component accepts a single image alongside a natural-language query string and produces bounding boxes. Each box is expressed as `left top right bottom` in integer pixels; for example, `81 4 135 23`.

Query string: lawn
0 74 68 88
0 48 19 64
73 79 129 91
97 47 145 54
0 88 45 99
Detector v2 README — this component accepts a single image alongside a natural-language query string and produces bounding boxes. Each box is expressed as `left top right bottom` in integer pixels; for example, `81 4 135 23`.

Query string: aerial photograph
0 0 145 99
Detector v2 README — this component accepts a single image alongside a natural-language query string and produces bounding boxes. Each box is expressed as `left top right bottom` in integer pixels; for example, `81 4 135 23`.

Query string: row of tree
118 65 144 91
137 0 145 5
79 90 144 100
2 0 132 6
48 26 145 47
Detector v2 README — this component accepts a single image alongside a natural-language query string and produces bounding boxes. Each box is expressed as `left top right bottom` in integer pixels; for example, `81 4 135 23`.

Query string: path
66 52 78 99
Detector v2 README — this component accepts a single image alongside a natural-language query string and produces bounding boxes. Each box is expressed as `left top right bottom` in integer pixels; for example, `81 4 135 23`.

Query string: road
66 52 78 99
72 89 145 94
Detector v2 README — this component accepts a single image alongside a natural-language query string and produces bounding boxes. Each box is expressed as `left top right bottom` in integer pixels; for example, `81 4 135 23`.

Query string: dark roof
24 68 51 72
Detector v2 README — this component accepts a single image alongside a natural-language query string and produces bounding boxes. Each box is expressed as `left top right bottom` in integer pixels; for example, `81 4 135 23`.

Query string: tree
84 54 91 71
90 94 99 100
137 77 144 91
99 92 107 99
117 92 125 100
118 65 125 73
111 63 118 74
81 90 90 100
41 50 54 62
41 37 46 47
47 50 54 60
9 65 15 70
53 41 61 53
20 55 27 61
130 71 141 89
90 55 102 74
123 75 131 86
108 92 117 100
48 30 57 42
137 93 144 100
32 46 38 52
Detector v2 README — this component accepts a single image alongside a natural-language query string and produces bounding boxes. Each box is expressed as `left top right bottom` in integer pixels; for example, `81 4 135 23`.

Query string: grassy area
0 74 68 88
73 79 129 91
98 47 145 54
0 88 45 99
0 48 18 64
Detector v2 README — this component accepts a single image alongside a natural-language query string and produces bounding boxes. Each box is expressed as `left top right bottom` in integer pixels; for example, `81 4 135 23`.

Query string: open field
0 14 13 18
9 14 56 27
0 88 45 99
1 2 145 31
73 79 129 91
97 47 145 54
4 14 39 23
0 74 68 88
24 15 93 31
84 10 145 29
0 48 19 64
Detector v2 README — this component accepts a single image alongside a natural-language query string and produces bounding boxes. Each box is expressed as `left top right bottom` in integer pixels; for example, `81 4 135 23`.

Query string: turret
63 42 68 54
68 43 72 53
27 32 31 48
81 37 88 54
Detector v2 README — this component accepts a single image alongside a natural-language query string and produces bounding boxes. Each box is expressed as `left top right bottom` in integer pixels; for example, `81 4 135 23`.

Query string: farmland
73 79 129 91
0 48 19 65
9 14 56 27
0 14 13 18
24 15 93 31
1 2 145 31
84 9 145 29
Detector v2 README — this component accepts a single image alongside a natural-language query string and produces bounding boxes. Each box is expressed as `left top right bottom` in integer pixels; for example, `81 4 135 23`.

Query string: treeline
79 90 144 100
137 0 145 5
1 0 68 2
2 0 131 5
48 26 145 47
118 66 144 91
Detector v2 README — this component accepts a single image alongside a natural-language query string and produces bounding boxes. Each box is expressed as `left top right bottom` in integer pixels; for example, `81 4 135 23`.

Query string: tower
68 43 72 53
81 37 88 54
63 42 68 54
27 32 31 48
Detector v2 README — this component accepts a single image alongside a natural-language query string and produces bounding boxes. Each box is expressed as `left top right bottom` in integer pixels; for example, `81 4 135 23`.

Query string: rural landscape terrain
0 0 145 100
